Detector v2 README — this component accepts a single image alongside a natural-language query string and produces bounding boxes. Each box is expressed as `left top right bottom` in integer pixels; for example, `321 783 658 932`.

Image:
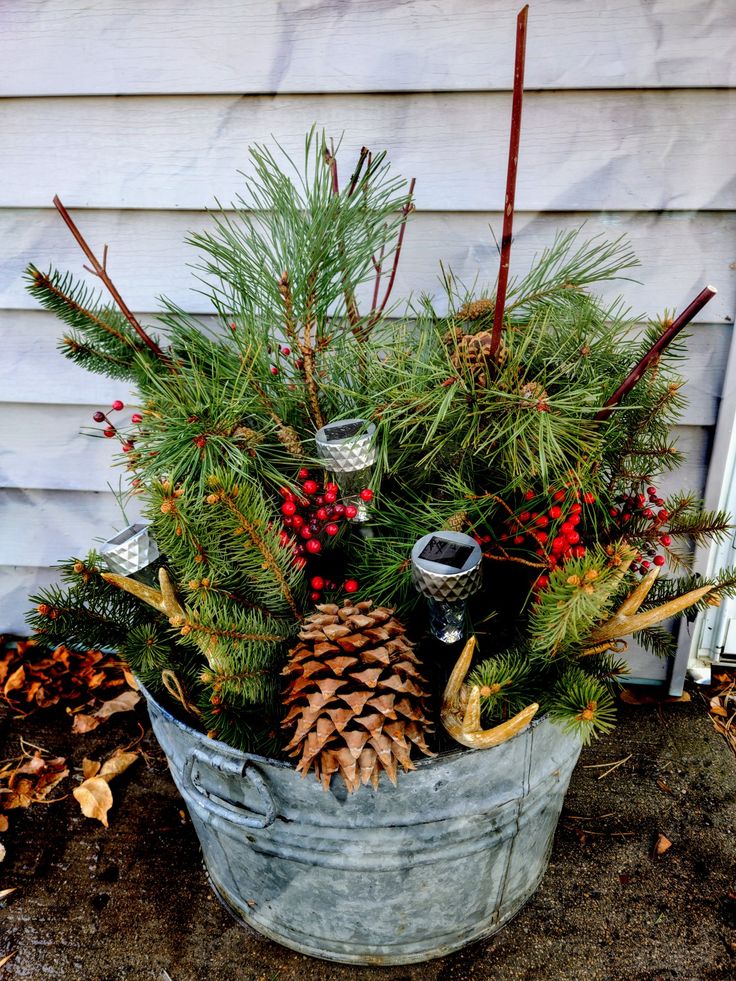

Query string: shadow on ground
1 689 735 981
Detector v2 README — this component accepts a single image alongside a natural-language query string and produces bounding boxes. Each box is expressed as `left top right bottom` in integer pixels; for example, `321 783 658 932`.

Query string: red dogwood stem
490 4 529 361
595 285 717 421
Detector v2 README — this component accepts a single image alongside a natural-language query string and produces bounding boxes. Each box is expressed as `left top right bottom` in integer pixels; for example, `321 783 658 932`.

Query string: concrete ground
1 688 735 981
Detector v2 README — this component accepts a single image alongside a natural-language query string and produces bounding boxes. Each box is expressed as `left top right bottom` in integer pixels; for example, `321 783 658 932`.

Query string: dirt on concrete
0 688 735 981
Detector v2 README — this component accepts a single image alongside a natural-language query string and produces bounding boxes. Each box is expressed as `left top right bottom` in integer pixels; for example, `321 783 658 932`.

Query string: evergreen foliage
26 133 736 752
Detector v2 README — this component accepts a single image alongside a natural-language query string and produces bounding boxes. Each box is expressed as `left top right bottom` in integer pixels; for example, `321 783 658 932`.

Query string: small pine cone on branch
281 600 434 792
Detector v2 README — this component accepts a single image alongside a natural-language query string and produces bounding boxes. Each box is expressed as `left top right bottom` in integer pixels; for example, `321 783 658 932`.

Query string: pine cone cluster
445 323 507 388
281 600 434 792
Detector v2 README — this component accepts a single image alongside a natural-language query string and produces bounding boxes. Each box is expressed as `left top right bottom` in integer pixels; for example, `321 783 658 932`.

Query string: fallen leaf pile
73 749 139 827
0 637 139 729
0 740 69 860
706 670 736 756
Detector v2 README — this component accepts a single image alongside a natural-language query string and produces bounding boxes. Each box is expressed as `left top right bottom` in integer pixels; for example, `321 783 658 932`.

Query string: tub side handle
182 747 276 829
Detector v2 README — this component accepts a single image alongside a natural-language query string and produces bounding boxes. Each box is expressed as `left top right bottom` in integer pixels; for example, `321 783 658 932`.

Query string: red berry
643 508 653 519
294 556 306 569
549 506 562 519
122 442 134 453
345 505 358 519
324 491 337 504
641 560 651 569
551 536 566 553
229 322 237 331
316 508 329 521
655 497 664 507
131 413 143 423
295 358 304 369
298 468 310 479
299 527 312 540
103 427 115 438
566 531 581 544
623 513 631 521
281 501 297 516
560 522 574 534
657 509 668 521
310 591 321 602
344 579 359 593
536 531 548 544
292 515 304 528
573 545 586 558
536 575 550 589
359 488 374 502
112 400 124 411
93 410 106 423
281 346 291 356
609 508 619 517
570 503 582 514
306 538 322 554
653 555 666 567
535 515 549 528
325 483 339 494
659 534 672 547
282 517 293 528
303 480 319 495
647 486 657 496
513 535 525 545
325 523 339 536
568 514 581 526
630 563 639 573
553 490 565 502
548 555 558 567
333 504 345 516
582 492 596 504
311 576 325 591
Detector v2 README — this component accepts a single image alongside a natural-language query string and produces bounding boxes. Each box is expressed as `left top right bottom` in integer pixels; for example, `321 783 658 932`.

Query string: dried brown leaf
0 816 7 832
71 713 100 734
73 777 113 827
95 690 140 720
82 758 101 780
652 833 672 857
99 749 138 781
3 666 25 697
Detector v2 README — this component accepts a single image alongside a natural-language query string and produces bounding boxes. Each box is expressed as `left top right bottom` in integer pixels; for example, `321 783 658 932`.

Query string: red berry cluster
277 468 367 600
268 343 300 377
91 399 143 454
502 487 596 592
610 484 671 573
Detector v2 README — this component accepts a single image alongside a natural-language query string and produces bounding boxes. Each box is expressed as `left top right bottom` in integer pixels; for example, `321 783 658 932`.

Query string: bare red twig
490 4 529 362
348 147 369 197
52 195 167 362
595 285 717 421
363 177 416 335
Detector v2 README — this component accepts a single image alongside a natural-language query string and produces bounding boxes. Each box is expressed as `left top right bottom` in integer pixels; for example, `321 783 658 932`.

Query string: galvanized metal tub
141 683 581 966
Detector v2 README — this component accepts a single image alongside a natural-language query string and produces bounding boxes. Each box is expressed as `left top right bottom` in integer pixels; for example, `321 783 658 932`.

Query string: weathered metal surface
141 684 581 966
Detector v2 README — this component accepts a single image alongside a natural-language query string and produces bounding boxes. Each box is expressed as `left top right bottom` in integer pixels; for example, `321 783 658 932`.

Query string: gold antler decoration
441 636 539 749
581 566 715 655
102 566 186 624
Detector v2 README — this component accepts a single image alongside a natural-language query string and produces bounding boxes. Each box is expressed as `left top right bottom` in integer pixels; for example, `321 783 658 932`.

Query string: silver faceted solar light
411 531 483 643
315 418 377 522
100 523 160 582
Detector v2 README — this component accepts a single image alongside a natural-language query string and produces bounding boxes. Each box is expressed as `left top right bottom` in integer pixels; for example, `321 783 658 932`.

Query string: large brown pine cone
281 600 434 792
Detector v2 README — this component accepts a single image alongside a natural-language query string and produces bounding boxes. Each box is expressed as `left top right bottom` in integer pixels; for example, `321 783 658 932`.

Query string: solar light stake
315 418 378 522
411 531 483 643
